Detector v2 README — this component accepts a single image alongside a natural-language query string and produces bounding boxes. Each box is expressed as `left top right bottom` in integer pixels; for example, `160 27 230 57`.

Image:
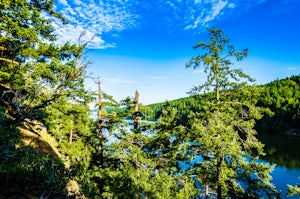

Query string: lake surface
178 132 300 198
257 133 300 199
113 121 300 198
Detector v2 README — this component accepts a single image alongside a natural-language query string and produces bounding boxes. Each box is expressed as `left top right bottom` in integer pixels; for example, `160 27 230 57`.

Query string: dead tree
133 89 139 131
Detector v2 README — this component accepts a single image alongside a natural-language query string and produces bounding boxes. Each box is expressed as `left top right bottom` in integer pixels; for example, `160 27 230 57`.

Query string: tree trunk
205 184 209 199
97 77 104 196
133 89 139 131
216 84 220 102
98 77 104 168
214 63 220 103
217 184 222 199
69 119 74 143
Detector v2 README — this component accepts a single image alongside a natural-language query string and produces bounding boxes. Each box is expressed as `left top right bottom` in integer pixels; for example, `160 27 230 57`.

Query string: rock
66 180 81 197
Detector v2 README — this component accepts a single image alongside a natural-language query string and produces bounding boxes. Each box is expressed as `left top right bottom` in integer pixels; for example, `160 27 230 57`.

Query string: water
178 133 300 198
257 133 300 199
110 121 300 198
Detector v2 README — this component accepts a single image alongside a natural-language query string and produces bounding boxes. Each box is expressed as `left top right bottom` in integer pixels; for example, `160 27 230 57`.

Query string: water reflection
257 133 300 199
257 133 300 168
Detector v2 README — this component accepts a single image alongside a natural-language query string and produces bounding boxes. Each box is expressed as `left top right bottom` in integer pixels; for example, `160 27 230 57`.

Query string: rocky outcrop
17 119 61 158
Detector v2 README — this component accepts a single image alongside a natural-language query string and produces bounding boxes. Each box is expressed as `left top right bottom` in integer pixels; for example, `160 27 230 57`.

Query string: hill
144 75 300 135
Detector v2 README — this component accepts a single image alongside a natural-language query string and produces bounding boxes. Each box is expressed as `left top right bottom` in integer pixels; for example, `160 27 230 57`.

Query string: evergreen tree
186 27 279 198
256 76 300 134
119 92 148 130
0 0 93 197
100 104 197 198
0 0 87 125
92 77 122 197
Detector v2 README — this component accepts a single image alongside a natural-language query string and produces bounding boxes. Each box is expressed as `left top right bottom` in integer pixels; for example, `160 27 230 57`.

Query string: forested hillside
1 1 299 198
145 75 300 135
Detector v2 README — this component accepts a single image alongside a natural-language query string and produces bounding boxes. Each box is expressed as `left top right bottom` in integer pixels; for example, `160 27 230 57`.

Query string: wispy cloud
158 0 233 30
103 78 138 84
203 0 227 24
57 0 69 6
53 0 140 49
53 0 273 47
192 69 204 74
228 3 235 8
159 0 272 31
286 67 299 71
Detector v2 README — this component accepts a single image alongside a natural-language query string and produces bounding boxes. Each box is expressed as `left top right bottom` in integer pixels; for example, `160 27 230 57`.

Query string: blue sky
53 0 300 104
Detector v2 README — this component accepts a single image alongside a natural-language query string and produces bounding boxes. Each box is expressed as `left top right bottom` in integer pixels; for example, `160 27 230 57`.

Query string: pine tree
96 95 197 198
0 0 87 125
0 0 94 197
186 27 279 198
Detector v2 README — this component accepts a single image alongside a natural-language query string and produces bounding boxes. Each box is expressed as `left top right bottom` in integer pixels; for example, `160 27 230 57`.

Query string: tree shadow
0 121 68 198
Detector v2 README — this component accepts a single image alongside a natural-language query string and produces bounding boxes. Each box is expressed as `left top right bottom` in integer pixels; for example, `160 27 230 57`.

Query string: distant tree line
145 75 300 136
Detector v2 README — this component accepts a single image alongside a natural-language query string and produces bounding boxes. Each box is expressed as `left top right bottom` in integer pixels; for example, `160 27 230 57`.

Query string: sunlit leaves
185 27 278 198
186 27 254 99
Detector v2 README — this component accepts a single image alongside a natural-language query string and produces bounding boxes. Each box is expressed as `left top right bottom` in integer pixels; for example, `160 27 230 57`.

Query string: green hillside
145 75 300 135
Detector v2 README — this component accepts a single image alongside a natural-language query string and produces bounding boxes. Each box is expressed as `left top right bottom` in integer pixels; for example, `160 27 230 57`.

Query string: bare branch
0 57 23 66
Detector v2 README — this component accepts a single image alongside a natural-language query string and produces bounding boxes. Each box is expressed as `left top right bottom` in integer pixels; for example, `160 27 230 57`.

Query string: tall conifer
186 27 279 198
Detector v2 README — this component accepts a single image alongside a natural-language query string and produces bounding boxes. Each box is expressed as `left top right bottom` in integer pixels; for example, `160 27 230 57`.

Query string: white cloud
73 0 83 5
286 67 299 71
52 18 108 48
53 0 139 49
164 0 232 31
228 3 235 8
162 0 271 31
203 0 227 23
53 0 273 47
57 0 69 6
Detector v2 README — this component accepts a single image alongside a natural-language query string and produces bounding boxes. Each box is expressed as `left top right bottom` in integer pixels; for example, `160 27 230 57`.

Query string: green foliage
287 177 300 197
44 98 94 162
101 166 196 199
183 27 279 198
0 126 67 197
146 96 206 123
99 118 197 199
186 27 254 99
187 101 278 198
0 0 88 125
148 104 191 170
147 75 300 136
118 95 150 121
256 76 300 134
0 0 94 197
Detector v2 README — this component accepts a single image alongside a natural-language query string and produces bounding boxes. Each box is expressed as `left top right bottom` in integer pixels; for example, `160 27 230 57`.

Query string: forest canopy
145 75 300 135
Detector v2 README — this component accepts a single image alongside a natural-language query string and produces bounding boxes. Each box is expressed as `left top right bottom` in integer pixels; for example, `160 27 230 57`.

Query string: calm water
257 133 300 199
179 133 300 198
117 121 300 198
